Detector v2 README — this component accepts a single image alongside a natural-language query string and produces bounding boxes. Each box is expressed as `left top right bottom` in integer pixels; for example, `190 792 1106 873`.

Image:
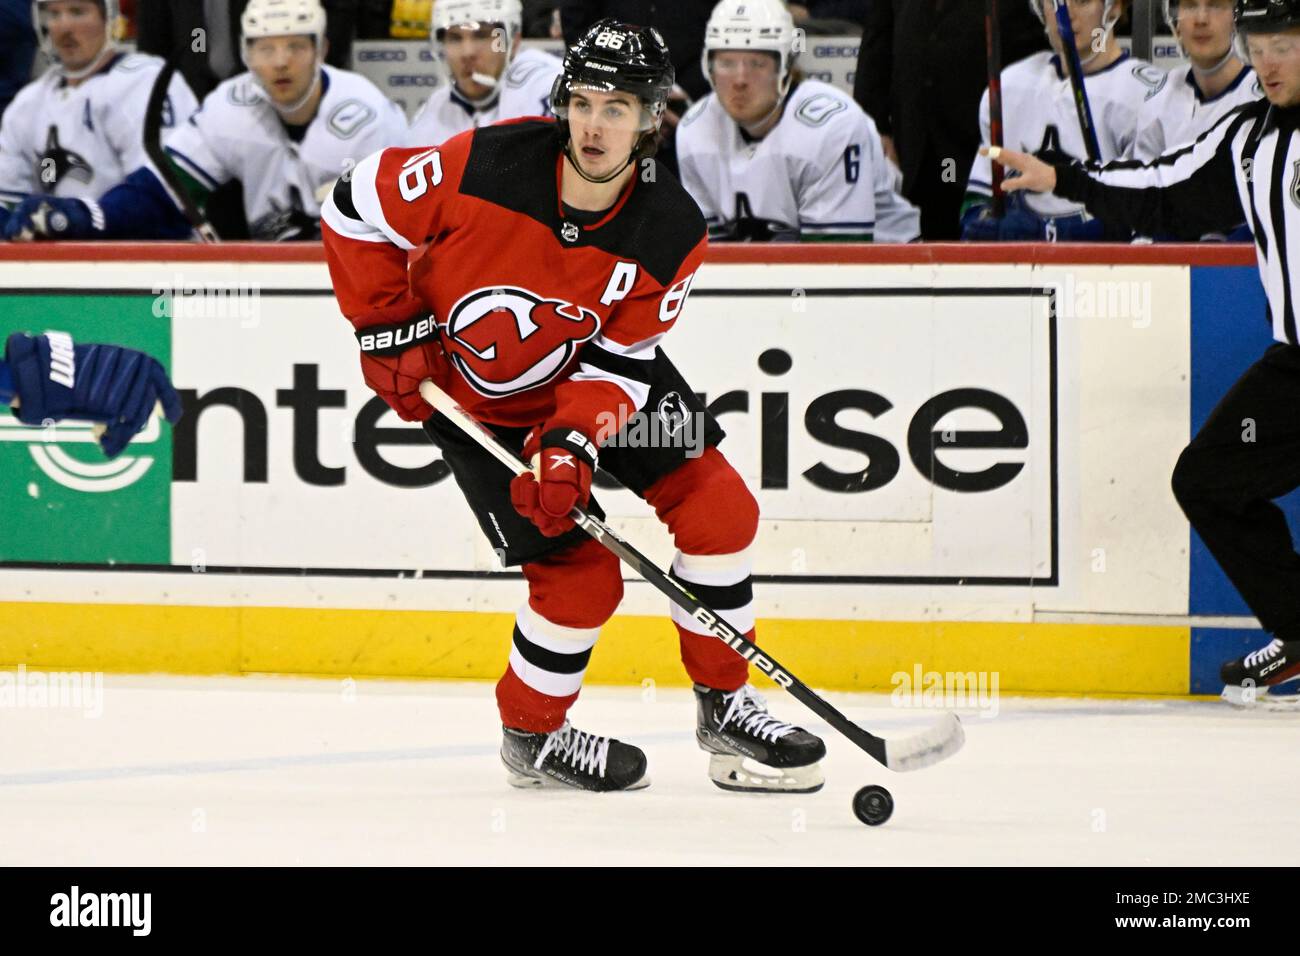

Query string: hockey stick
1051 0 1102 162
144 61 220 243
985 0 1006 216
418 379 965 773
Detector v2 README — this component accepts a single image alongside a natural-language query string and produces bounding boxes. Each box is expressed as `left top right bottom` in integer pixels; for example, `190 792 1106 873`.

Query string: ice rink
2 674 1297 866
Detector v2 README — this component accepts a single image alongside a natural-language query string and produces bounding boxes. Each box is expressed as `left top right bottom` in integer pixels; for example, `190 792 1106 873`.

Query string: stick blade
885 712 965 772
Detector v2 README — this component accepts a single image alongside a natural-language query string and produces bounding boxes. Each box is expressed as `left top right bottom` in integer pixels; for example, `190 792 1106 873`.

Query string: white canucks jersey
969 50 1166 218
161 64 407 239
1133 63 1262 161
406 47 561 147
676 79 919 242
0 52 197 206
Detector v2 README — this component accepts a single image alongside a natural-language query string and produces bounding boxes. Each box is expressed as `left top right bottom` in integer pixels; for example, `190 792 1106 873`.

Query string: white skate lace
720 685 796 743
1244 639 1285 669
536 722 611 777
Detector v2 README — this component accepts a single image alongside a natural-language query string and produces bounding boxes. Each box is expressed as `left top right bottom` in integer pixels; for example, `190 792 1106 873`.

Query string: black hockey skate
694 683 826 793
501 721 650 791
1220 638 1300 709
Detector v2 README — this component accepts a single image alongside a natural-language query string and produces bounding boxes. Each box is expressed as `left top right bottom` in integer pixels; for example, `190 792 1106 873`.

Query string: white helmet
31 0 120 80
1162 0 1239 70
702 0 798 96
432 0 522 38
240 0 328 114
430 0 522 100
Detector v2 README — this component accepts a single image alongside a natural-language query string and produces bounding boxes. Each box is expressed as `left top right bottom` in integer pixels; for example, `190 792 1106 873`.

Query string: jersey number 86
400 149 444 202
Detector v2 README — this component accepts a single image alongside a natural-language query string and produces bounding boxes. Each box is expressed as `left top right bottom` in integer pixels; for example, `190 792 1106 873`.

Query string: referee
982 0 1300 705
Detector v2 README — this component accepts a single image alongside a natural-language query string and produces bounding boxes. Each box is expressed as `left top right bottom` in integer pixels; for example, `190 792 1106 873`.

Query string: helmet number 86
593 31 624 49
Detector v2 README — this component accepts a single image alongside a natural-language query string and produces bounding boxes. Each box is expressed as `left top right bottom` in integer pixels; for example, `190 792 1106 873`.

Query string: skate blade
504 767 651 792
707 754 824 794
1220 683 1300 710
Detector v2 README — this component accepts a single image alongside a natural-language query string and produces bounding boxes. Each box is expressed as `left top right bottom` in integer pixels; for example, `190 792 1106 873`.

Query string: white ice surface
1 675 1297 866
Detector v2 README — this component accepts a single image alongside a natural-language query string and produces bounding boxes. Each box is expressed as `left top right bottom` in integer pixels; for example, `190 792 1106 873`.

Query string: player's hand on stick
3 196 100 241
354 312 449 422
509 426 597 537
5 332 183 458
980 146 1057 194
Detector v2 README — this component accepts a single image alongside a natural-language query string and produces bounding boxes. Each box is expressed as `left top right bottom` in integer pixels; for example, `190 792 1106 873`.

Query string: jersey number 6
400 148 444 202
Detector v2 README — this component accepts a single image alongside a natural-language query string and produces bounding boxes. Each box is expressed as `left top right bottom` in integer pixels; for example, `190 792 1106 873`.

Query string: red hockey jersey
321 118 707 439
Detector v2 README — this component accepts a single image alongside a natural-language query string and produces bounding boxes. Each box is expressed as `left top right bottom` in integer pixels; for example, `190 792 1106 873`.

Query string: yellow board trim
0 602 1190 696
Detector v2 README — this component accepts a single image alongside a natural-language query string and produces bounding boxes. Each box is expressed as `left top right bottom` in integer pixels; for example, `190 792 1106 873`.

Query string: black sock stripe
512 626 593 675
668 571 752 611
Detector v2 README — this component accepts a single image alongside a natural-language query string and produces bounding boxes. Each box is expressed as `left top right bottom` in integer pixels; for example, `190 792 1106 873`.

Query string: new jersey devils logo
442 286 601 397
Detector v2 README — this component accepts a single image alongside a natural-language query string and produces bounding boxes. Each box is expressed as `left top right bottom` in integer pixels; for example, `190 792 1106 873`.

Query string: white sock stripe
671 549 753 587
670 600 755 637
508 647 587 697
516 605 600 652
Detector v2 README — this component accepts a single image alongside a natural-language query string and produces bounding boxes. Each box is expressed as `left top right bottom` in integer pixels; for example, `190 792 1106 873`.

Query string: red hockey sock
643 447 761 693
496 664 579 733
496 538 622 731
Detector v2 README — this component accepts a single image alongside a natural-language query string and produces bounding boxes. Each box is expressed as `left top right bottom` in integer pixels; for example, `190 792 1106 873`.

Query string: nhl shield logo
1292 159 1300 209
561 221 580 243
657 391 690 436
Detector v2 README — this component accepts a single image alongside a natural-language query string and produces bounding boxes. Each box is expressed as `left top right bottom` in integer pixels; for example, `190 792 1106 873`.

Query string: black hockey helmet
1235 0 1300 32
551 19 675 172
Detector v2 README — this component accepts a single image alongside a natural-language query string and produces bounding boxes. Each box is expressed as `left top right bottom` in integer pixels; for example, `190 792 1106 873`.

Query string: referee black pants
1171 342 1300 637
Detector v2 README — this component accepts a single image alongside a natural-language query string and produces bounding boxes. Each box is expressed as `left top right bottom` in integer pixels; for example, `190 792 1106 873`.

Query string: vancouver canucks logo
250 186 319 240
37 126 92 193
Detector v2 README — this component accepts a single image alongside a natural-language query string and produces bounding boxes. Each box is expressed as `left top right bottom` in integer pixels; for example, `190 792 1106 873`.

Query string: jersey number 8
400 149 444 202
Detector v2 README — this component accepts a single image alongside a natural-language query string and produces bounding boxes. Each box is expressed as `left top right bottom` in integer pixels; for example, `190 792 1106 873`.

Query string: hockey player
962 0 1166 240
0 0 197 233
1134 0 1261 161
0 331 182 458
405 0 561 147
4 0 407 241
981 0 1300 705
322 21 826 791
676 0 920 242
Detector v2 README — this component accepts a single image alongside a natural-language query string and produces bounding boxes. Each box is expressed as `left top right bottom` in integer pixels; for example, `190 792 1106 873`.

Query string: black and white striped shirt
1052 97 1300 345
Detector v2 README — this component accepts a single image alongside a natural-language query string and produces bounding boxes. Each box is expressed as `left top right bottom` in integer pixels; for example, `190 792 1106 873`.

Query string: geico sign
172 357 1028 494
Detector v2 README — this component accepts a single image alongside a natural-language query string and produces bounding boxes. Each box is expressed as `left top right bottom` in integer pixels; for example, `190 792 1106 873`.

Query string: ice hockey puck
852 785 894 826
